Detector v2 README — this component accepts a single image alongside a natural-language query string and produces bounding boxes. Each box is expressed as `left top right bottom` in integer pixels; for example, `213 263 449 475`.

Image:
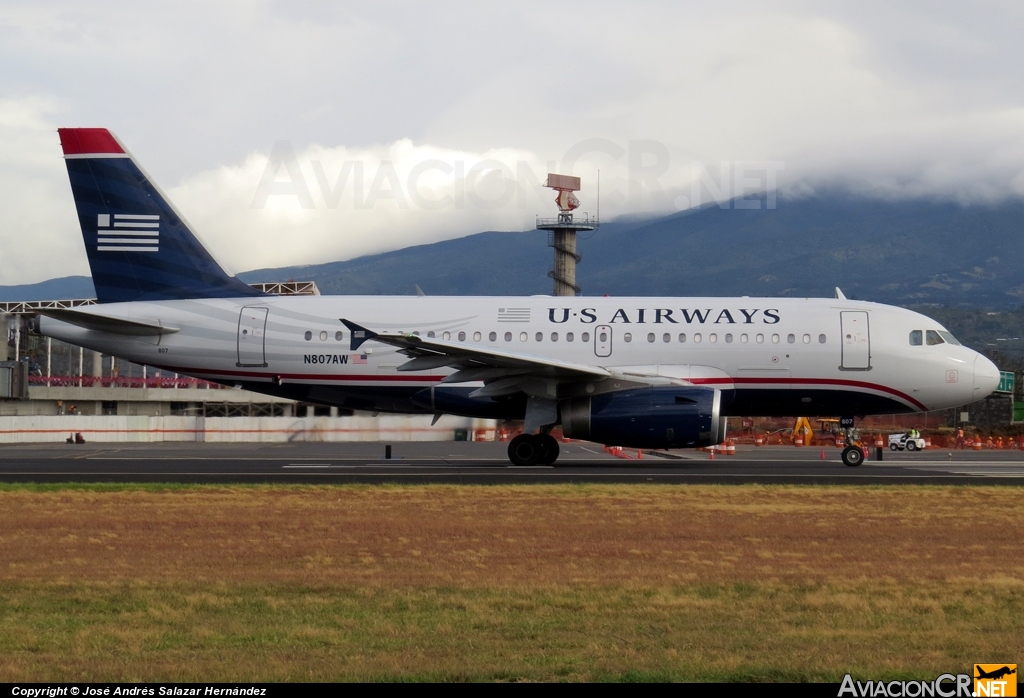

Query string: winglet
340 319 378 351
835 287 847 300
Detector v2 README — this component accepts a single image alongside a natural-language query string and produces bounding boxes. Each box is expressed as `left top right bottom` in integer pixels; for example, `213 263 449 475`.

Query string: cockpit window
926 330 944 345
938 330 961 346
909 330 922 346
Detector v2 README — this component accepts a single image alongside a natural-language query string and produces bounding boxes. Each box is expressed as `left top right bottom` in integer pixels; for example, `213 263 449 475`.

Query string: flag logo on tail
97 213 159 252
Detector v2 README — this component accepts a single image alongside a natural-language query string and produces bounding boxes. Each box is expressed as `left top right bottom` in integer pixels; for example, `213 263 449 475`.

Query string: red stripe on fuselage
689 376 927 411
153 365 445 383
155 364 928 410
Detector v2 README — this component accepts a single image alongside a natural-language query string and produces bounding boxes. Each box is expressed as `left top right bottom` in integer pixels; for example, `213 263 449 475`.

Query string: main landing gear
507 433 560 466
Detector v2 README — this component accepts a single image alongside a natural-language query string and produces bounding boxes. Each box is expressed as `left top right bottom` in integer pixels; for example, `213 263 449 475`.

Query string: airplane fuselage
39 294 999 418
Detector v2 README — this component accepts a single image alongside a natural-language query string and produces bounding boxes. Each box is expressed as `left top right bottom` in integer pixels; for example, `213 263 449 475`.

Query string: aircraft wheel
906 441 916 452
841 446 864 467
890 443 899 451
535 434 560 465
508 434 538 466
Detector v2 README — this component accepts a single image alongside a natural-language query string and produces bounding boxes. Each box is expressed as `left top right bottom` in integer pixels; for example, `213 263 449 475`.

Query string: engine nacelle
560 386 724 449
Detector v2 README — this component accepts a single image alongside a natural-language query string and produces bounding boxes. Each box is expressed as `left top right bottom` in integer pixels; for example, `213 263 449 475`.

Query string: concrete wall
0 414 497 443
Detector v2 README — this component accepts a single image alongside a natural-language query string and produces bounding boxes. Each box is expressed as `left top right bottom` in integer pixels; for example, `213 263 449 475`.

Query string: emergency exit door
840 311 870 370
237 306 269 367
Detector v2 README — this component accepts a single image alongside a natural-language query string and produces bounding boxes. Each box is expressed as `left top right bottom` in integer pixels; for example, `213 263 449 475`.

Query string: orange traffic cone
820 449 826 459
709 449 715 460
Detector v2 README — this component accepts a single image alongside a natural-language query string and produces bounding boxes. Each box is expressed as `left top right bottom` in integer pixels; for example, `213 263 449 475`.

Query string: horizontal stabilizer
39 308 179 336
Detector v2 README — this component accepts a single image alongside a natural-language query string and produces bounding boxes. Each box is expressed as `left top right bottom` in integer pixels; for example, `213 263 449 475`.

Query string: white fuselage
39 295 1000 416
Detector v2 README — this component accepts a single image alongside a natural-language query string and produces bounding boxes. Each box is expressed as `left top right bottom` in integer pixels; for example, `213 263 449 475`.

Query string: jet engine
560 386 724 449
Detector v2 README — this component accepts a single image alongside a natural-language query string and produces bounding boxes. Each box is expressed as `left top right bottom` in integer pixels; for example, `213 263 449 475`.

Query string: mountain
7 194 1024 307
0 275 96 302
240 194 1024 307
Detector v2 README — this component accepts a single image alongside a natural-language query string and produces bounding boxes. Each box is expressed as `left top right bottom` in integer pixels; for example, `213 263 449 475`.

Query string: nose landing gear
841 445 864 467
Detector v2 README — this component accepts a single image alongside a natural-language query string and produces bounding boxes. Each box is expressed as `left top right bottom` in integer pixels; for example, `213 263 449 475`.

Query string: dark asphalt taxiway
1 441 1024 484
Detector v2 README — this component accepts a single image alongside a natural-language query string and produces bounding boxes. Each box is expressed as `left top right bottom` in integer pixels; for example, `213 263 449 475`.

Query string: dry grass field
0 483 1021 681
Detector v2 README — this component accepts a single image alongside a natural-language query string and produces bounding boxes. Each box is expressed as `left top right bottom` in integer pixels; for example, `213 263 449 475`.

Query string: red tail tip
58 128 125 156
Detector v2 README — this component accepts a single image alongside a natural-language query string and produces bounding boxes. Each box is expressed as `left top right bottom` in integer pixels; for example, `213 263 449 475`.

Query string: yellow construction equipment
793 417 813 445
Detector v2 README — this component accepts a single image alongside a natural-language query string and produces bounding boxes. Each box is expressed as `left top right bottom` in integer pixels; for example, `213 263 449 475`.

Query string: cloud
1 1 1024 283
0 97 88 285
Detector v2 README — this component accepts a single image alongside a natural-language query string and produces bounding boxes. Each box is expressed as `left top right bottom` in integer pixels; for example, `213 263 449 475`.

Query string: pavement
1 441 1023 484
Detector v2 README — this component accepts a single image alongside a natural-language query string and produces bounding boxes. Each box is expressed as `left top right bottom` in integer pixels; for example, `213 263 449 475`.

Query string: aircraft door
237 306 269 367
594 325 612 357
840 311 870 370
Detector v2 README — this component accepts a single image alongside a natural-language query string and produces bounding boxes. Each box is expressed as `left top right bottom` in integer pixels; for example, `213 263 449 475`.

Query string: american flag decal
497 307 530 323
96 213 159 252
352 354 368 364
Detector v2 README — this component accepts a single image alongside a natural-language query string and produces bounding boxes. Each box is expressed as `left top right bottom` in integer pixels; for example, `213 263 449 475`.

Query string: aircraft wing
340 319 610 392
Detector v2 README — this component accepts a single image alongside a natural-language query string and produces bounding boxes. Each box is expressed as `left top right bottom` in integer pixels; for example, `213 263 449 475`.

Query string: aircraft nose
973 354 1001 398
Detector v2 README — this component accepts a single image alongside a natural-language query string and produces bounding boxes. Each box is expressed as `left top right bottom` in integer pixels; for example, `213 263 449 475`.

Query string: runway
2 441 1024 484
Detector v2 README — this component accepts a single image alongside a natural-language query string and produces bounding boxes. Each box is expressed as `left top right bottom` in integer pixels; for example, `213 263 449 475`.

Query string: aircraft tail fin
58 128 265 304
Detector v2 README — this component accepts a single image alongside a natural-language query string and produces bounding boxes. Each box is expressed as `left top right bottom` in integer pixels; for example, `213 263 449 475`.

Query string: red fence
28 375 223 389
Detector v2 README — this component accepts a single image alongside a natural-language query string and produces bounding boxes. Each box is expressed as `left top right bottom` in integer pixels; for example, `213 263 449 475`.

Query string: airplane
34 128 1001 467
975 666 1017 681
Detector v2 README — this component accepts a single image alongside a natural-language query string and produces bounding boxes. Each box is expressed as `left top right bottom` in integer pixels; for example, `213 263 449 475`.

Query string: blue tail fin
58 128 264 304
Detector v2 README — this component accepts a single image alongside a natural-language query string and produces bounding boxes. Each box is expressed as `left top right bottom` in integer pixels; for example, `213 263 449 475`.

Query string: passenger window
678 333 687 343
740 334 748 343
304 331 312 341
566 332 574 342
489 331 496 342
458 331 466 341
443 331 451 340
725 333 733 343
520 332 528 342
802 334 810 344
504 331 512 342
663 333 671 343
771 334 780 344
535 332 543 342
319 331 328 341
599 331 607 342
582 332 590 342
473 331 481 342
551 332 558 342
909 330 922 346
756 334 764 344
694 333 702 343
709 333 718 343
926 330 944 345
624 333 632 343
787 333 795 344
427 331 435 338
818 334 826 344
647 333 655 343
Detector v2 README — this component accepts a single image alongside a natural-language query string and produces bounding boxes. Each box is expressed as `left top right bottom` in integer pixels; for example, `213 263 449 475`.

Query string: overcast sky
2 0 1023 285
